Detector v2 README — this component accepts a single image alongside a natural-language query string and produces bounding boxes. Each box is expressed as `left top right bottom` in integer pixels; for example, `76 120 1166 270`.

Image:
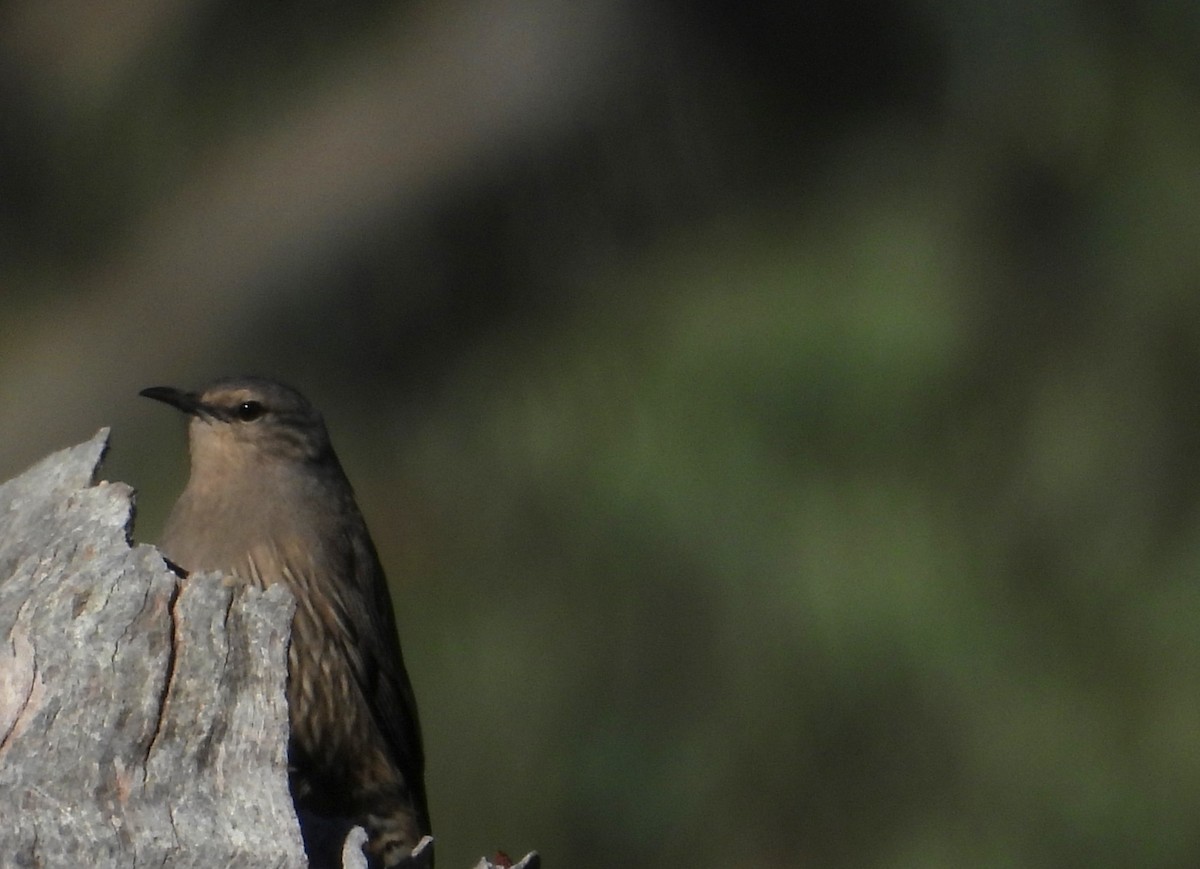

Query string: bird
140 376 429 867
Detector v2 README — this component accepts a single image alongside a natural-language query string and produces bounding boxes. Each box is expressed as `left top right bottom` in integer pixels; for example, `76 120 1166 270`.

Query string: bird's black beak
139 386 203 415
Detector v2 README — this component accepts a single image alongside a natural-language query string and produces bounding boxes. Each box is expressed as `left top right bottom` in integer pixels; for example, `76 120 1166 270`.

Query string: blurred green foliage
2 1 1200 867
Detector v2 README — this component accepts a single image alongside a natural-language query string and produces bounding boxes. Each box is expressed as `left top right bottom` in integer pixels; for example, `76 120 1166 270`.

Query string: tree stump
0 429 305 867
0 431 536 869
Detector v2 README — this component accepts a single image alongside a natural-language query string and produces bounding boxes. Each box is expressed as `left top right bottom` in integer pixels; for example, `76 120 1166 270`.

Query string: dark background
2 2 1198 866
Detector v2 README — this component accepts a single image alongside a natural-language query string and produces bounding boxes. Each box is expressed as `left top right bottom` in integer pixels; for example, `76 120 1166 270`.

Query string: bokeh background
2 1 1199 866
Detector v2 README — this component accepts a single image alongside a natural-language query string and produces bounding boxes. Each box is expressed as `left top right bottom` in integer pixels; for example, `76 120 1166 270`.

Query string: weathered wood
0 430 305 868
0 431 535 869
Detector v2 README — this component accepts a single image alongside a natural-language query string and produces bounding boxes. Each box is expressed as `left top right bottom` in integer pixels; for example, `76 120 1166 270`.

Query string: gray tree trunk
0 429 306 867
0 432 534 869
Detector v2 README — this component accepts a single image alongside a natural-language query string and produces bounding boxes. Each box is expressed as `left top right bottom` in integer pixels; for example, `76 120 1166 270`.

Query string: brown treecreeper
141 376 429 867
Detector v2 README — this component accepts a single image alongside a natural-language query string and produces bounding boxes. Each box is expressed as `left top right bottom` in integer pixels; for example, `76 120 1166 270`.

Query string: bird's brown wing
348 526 431 834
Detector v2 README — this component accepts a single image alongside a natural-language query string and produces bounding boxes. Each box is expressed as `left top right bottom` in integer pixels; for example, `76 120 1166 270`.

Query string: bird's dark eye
234 400 265 422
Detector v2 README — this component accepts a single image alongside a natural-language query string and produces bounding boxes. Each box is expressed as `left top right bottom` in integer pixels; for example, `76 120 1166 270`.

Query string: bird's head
140 376 333 469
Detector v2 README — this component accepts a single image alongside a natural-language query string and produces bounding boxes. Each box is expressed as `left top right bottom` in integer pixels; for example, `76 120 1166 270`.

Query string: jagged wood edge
0 430 535 869
0 429 306 868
